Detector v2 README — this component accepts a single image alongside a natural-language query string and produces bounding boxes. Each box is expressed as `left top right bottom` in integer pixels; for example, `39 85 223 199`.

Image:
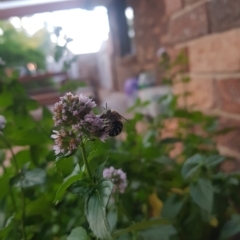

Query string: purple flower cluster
51 129 79 155
52 93 109 155
53 92 96 126
103 167 127 194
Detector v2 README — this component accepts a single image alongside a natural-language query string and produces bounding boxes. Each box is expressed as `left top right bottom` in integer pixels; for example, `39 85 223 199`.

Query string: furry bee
100 108 128 137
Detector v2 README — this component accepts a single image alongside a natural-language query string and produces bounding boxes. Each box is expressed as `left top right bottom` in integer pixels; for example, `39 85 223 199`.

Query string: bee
100 106 128 137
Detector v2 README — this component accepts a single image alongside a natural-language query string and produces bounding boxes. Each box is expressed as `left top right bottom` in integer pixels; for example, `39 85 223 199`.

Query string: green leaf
41 106 53 129
139 225 177 240
228 177 239 186
26 196 51 217
20 168 46 188
55 156 74 177
54 164 84 203
0 91 13 107
56 149 77 162
190 178 213 212
0 214 15 239
87 149 98 162
26 98 39 110
0 173 13 200
204 155 225 167
68 178 91 196
67 226 90 240
161 195 184 220
85 178 113 240
8 128 47 146
220 215 240 239
14 149 31 169
113 218 170 237
181 154 203 179
107 208 118 231
94 160 107 181
159 138 181 145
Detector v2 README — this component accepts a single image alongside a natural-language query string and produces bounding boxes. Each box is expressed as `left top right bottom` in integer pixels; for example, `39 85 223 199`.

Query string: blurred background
1 1 240 239
1 0 239 162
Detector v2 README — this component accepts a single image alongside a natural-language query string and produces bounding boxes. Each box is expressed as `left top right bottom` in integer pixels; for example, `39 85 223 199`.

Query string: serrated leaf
67 226 90 240
220 215 240 239
54 164 83 203
181 154 203 179
85 178 113 240
68 178 91 196
190 178 213 212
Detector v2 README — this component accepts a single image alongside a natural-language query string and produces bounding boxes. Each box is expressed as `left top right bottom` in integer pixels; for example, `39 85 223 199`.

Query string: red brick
169 3 209 43
129 0 167 64
217 118 240 154
173 78 216 110
209 0 240 33
216 79 240 115
164 0 183 15
189 29 240 72
184 0 202 5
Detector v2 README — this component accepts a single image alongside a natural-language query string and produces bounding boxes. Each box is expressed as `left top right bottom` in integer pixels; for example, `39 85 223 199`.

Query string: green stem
80 143 93 181
21 188 26 240
2 136 26 240
2 163 17 212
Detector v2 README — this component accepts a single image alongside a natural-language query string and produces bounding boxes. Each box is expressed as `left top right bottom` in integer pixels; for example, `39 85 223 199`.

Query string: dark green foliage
0 21 45 69
0 50 239 240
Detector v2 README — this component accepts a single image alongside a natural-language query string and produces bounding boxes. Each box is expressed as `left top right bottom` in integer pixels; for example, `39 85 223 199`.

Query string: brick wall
167 0 240 160
110 0 240 161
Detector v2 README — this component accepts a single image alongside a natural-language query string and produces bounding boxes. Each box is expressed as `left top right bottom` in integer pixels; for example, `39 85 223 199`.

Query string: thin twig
2 136 27 240
1 163 17 212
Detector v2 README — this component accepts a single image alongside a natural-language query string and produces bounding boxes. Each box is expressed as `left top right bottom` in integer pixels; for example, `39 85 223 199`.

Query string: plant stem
2 136 19 171
21 188 26 240
80 143 93 181
2 136 26 240
2 163 17 212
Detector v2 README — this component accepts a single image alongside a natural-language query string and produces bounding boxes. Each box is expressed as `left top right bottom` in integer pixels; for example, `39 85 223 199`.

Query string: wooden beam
19 72 68 83
0 0 88 19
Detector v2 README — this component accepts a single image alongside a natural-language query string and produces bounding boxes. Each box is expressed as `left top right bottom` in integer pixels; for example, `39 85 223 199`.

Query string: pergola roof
0 0 111 19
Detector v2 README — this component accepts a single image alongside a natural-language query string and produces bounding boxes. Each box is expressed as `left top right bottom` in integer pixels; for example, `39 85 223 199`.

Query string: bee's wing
120 115 131 124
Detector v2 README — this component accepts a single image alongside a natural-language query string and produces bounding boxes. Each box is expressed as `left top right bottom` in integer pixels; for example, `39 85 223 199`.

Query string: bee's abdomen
109 121 123 137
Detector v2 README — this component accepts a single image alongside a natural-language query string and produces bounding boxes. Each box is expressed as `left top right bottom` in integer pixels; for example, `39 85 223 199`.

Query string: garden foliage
0 52 240 240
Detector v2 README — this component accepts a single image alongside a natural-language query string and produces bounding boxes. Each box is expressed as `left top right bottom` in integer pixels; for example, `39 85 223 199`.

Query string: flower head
51 129 80 155
52 93 112 156
103 167 127 194
53 92 96 127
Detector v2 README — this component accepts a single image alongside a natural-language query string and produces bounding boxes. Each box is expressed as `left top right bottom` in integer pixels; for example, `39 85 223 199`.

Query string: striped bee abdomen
108 121 123 137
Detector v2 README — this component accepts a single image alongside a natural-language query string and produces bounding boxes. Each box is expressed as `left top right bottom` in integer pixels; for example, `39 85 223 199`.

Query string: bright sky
9 7 110 54
1 0 68 9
